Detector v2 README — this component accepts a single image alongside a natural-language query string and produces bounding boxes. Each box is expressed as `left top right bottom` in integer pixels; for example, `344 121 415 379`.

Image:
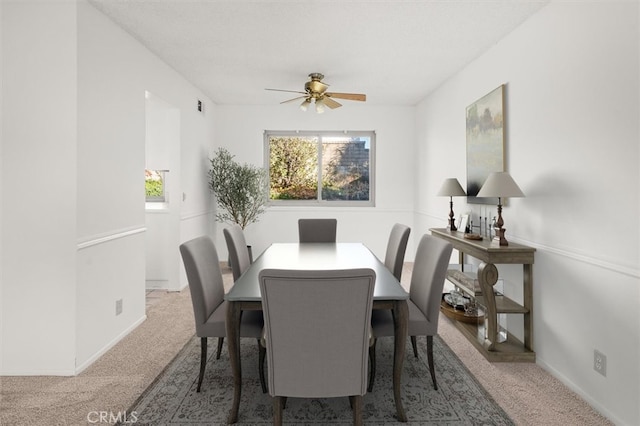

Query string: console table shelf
431 228 536 362
445 271 529 314
455 322 534 362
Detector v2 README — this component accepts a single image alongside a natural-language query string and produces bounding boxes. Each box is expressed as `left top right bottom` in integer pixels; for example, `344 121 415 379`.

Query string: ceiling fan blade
281 96 307 104
265 88 306 95
322 96 342 109
326 92 366 102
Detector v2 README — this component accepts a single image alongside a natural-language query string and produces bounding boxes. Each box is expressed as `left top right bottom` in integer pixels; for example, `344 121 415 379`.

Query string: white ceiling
88 0 549 107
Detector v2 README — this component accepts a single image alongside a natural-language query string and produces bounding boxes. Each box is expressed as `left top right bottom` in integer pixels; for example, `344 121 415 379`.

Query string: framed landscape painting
466 85 505 205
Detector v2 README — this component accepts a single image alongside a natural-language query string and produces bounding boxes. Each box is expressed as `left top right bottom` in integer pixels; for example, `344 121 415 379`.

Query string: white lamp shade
476 172 525 198
436 178 467 196
300 99 311 111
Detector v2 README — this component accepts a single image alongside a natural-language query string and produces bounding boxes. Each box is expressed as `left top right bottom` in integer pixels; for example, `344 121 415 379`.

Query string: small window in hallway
145 169 167 202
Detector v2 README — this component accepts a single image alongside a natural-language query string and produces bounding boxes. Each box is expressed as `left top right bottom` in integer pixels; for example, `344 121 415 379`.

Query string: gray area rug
128 335 513 425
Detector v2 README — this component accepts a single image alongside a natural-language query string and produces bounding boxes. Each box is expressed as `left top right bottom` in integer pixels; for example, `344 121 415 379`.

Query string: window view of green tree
269 137 318 200
268 133 371 202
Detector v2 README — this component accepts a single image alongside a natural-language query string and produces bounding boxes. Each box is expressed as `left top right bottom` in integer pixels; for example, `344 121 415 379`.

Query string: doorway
144 91 181 290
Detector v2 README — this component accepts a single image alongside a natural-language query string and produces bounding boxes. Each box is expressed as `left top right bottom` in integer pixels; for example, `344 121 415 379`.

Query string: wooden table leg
523 263 533 352
392 299 408 422
226 301 242 424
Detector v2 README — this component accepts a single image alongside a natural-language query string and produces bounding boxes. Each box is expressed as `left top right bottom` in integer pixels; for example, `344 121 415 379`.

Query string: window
265 131 375 206
145 169 167 202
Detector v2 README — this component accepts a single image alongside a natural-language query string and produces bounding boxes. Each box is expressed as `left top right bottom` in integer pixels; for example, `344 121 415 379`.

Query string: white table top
225 243 409 302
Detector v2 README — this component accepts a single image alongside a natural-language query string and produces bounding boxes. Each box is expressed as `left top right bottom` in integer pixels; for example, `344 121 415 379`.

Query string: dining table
225 242 410 423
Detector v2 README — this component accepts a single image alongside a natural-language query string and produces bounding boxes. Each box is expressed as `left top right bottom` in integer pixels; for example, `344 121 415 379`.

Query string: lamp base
493 228 509 246
448 200 457 231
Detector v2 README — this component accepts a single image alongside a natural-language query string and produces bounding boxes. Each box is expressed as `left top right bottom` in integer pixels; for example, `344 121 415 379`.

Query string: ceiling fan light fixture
266 73 366 112
300 98 311 111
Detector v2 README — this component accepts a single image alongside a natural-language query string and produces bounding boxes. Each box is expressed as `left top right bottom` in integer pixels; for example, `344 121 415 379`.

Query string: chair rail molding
77 226 147 250
180 209 214 221
515 237 639 280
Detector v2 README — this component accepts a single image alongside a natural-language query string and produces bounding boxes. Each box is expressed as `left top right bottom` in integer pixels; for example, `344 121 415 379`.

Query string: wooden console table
430 228 536 362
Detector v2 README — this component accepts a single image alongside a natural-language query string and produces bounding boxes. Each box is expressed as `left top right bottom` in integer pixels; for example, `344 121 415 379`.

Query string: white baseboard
146 280 187 291
536 357 624 426
74 314 147 375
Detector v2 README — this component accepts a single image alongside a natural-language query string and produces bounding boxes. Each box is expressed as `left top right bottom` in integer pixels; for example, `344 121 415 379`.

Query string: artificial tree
208 147 268 230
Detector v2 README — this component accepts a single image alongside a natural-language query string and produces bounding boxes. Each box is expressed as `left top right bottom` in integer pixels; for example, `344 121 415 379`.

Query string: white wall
211 104 416 261
75 1 215 369
0 0 216 374
1 1 78 374
415 2 639 425
76 1 146 371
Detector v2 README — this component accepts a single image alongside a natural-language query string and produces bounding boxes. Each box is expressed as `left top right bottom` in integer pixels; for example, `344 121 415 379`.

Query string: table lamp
436 178 466 231
476 172 524 245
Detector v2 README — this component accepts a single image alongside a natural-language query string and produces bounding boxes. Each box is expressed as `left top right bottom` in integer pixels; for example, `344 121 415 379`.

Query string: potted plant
208 148 269 259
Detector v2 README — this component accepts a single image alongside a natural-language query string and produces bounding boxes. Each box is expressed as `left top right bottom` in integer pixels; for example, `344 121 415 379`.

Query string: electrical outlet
594 349 606 377
116 299 123 316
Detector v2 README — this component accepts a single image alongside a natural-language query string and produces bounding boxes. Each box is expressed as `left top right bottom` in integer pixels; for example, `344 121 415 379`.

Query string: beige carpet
0 264 611 426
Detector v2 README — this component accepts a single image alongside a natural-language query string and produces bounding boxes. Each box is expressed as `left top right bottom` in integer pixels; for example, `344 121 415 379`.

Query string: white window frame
264 130 375 207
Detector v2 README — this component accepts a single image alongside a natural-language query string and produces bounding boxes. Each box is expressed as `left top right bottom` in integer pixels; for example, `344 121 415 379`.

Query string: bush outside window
265 131 375 206
145 169 166 202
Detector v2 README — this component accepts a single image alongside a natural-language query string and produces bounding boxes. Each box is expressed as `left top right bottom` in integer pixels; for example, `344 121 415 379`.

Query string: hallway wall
0 0 216 374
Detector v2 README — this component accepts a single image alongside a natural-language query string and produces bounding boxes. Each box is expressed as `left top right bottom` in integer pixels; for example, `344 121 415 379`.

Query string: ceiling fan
265 73 366 113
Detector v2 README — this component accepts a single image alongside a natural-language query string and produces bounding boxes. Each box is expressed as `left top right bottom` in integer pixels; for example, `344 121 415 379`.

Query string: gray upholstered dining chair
298 218 337 243
223 224 251 282
368 234 453 392
384 223 411 282
179 235 266 393
259 268 376 426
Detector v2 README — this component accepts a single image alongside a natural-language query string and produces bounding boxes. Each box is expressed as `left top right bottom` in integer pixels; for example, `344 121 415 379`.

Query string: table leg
392 299 408 422
523 264 533 351
226 301 242 424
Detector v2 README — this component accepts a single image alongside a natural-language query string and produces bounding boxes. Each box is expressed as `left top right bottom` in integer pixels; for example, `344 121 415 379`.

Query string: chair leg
197 337 207 392
258 338 267 393
367 338 377 392
216 337 224 359
273 396 283 426
411 335 419 358
427 335 437 390
352 395 363 426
